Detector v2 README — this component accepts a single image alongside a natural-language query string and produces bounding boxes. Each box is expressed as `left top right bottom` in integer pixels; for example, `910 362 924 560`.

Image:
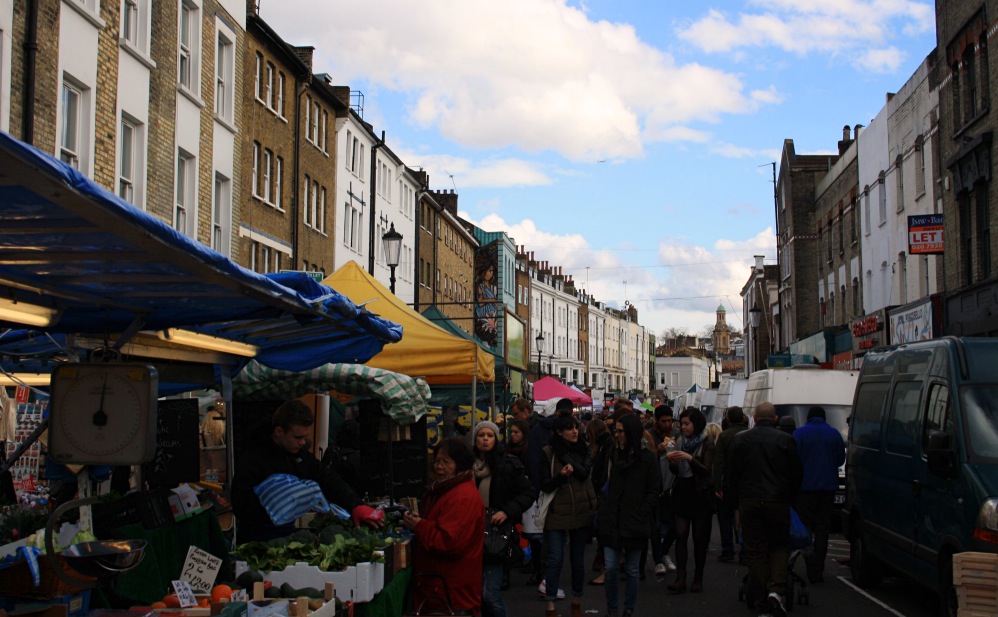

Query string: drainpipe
368 130 385 274
412 185 428 311
23 0 39 143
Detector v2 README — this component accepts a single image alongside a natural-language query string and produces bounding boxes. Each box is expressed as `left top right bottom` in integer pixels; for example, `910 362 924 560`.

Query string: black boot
667 570 687 594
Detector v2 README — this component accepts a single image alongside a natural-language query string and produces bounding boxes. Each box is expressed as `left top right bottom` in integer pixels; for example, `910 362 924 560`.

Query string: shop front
944 279 998 337
889 294 942 344
851 308 891 367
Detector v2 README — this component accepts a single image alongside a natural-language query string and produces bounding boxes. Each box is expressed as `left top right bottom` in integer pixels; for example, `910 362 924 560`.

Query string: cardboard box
235 561 384 603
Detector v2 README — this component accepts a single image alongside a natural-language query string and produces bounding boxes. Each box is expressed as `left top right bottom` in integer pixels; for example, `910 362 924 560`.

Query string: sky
260 0 938 339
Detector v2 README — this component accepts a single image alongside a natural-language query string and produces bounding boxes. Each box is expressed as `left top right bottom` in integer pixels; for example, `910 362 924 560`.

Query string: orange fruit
162 595 181 609
210 585 233 603
150 602 167 609
198 598 210 608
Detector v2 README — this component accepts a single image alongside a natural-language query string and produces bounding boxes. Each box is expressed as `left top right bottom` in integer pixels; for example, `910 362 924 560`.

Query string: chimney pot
842 125 851 141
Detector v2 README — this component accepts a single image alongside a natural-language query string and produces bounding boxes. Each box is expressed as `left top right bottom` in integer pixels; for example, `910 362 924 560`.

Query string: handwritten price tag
172 580 198 608
180 546 221 594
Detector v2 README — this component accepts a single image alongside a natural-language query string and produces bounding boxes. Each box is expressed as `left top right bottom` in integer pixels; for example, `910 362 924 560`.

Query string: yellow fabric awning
322 262 495 385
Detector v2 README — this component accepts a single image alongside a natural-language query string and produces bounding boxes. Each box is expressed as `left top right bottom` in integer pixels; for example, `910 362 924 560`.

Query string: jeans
740 500 790 610
482 561 507 617
544 527 589 600
603 545 641 613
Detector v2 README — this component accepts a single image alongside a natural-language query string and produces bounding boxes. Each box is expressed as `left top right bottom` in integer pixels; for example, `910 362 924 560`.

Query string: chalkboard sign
357 402 427 500
143 398 200 489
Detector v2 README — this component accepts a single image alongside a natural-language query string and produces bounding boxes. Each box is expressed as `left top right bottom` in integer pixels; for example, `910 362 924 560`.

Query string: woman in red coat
403 437 485 615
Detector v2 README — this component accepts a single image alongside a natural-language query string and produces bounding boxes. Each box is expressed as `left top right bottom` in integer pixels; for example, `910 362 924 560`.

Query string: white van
714 377 748 416
700 389 719 424
742 366 859 508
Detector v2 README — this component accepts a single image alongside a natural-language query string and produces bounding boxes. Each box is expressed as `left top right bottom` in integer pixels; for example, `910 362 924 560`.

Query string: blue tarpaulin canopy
0 130 402 383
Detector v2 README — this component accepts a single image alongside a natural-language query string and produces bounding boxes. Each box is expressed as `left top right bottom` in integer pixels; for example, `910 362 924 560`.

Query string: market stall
0 130 408 617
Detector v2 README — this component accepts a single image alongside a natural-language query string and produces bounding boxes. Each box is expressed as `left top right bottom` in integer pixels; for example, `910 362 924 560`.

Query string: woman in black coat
473 421 537 617
597 413 660 617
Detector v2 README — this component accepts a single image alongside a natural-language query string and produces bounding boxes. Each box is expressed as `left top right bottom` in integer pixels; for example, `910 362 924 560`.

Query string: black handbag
483 507 519 564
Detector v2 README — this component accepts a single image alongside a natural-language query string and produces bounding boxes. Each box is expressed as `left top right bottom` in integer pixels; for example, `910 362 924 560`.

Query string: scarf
676 432 705 479
473 458 492 508
426 469 474 497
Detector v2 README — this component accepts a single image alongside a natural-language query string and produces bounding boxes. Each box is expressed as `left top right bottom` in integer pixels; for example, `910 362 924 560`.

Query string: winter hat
473 420 501 441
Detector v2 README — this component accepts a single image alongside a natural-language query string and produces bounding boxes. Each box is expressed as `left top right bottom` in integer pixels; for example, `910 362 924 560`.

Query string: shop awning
0 131 402 377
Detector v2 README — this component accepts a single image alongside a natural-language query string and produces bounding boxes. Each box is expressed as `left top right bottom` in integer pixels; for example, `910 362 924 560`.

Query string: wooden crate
954 552 998 582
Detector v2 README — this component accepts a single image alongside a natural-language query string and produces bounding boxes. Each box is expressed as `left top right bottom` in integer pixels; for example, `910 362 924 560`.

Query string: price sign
180 546 222 594
172 580 198 608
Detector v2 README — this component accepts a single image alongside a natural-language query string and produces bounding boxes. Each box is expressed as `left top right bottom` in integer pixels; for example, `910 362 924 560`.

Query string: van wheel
939 555 957 617
850 531 882 588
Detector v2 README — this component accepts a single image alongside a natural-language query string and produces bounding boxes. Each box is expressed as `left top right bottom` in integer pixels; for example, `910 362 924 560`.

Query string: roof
323 262 495 385
0 131 402 384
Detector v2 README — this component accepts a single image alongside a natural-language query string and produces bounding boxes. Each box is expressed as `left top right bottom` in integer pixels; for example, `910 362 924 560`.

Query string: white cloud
677 1 934 68
459 211 776 334
259 0 777 162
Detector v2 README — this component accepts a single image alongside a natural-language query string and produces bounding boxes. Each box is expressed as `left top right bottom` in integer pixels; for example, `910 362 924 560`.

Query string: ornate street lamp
382 223 403 294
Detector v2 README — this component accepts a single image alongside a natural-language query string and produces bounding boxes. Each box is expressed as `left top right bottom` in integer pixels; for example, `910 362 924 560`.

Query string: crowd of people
233 395 843 617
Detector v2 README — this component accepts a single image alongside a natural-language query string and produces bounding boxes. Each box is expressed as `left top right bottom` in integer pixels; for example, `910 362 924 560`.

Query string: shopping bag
531 489 555 532
789 507 812 550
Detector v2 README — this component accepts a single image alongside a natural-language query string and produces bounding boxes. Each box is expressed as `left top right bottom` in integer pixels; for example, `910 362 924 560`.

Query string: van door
914 381 962 586
878 377 924 560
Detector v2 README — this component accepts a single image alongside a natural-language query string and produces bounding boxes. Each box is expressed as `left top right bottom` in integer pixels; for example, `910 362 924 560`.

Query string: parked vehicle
714 377 747 418
742 366 858 509
700 389 719 424
844 337 998 617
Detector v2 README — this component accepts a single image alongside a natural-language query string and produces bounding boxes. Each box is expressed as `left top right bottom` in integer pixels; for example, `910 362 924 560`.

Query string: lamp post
535 333 544 377
603 368 609 390
382 223 403 294
749 303 762 373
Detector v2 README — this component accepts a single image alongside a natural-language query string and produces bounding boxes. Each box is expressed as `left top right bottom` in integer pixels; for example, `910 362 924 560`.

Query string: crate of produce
235 560 384 603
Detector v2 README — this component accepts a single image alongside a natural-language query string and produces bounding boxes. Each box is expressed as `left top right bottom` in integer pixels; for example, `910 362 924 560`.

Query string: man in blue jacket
793 405 845 583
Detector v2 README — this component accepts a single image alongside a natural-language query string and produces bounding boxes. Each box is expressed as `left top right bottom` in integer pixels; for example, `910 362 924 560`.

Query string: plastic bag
790 507 812 550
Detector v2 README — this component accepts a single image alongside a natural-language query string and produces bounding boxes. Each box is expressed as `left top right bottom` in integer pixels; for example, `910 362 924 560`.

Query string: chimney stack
754 255 765 271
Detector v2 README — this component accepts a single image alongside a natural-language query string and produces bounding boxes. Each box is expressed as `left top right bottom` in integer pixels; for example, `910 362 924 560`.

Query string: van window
852 382 889 449
921 383 951 451
897 350 932 375
885 381 921 456
963 385 998 461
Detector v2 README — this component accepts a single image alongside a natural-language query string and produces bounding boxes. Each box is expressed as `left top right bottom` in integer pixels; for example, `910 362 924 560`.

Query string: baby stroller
737 509 812 611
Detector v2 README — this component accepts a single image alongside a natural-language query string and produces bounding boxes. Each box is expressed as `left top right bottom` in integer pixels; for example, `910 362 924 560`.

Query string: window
118 116 136 203
915 138 926 195
177 1 200 94
977 182 991 281
852 382 888 449
899 252 907 303
175 149 195 234
276 73 285 117
254 52 262 99
310 179 319 229
262 149 272 203
320 110 328 151
251 142 259 197
863 188 871 235
922 384 952 450
60 81 82 168
318 187 326 233
311 101 319 143
122 0 138 46
878 172 886 224
274 156 283 209
895 155 904 212
215 28 234 123
303 175 312 227
304 96 312 142
885 381 922 457
960 192 973 285
265 62 274 108
212 173 230 252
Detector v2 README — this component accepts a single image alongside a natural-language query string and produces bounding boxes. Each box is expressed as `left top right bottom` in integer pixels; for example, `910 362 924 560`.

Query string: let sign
908 214 944 255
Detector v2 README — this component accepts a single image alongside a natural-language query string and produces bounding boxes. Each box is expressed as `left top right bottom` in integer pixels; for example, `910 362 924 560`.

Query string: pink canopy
533 376 593 406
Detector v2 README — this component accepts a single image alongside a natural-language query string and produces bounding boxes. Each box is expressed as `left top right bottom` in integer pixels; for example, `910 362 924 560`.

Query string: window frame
214 24 235 124
175 148 196 235
60 81 82 169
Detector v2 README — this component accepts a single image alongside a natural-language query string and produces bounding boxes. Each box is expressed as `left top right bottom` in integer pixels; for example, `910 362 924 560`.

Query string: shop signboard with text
908 214 944 255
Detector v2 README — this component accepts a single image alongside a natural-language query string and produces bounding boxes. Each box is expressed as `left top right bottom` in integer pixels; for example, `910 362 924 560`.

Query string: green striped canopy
232 360 431 425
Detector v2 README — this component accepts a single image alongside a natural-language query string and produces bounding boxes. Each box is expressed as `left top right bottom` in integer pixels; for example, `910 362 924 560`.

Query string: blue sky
261 0 937 338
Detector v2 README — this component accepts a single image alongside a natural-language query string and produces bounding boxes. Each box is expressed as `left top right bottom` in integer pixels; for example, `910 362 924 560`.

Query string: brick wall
146 0 180 224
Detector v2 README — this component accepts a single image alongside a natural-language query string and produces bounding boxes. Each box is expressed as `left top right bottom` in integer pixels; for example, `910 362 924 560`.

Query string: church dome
717 303 725 312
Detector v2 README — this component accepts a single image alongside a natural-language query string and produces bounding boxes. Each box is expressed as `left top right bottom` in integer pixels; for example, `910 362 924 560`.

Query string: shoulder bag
483 507 520 564
531 448 558 531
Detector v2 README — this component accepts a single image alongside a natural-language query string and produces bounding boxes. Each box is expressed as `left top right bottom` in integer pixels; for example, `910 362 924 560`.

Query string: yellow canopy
322 261 495 385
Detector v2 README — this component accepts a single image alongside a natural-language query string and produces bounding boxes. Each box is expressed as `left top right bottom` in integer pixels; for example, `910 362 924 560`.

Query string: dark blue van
844 337 998 616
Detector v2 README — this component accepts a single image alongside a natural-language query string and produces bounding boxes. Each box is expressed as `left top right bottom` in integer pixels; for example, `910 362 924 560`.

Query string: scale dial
49 364 158 465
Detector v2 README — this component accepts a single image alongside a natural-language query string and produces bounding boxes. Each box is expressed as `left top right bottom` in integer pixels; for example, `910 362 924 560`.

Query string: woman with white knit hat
473 420 537 617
